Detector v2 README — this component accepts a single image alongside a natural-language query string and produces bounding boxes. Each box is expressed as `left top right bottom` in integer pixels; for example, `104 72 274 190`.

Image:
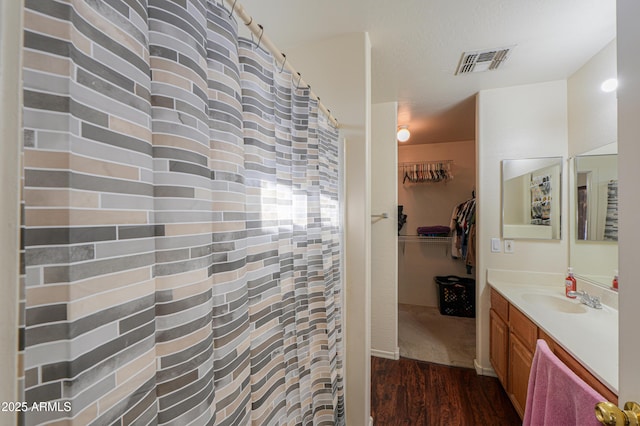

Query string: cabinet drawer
537 328 556 352
491 288 509 322
509 305 537 352
552 343 618 404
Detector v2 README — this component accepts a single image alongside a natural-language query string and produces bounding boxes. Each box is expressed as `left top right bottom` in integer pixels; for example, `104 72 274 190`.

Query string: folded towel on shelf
523 339 604 426
416 225 451 236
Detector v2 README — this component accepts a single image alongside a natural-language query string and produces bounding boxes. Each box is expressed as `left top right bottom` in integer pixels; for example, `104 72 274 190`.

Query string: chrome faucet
568 290 603 309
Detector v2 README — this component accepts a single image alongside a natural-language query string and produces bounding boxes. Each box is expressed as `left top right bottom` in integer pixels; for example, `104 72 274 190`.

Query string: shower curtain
604 180 618 241
19 1 343 425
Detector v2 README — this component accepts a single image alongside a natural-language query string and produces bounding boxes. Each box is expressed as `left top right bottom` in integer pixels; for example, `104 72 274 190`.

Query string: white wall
568 40 617 157
397 140 475 307
476 81 569 372
617 0 640 404
288 33 372 426
0 0 23 418
371 102 398 360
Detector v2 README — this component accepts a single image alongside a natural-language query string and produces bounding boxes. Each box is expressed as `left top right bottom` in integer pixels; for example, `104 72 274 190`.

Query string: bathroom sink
521 293 589 314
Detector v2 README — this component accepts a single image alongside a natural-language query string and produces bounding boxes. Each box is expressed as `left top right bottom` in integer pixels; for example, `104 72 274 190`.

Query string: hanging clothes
466 223 477 274
401 161 453 184
450 197 476 274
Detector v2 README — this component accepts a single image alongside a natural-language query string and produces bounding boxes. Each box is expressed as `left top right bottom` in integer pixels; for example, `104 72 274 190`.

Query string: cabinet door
490 309 509 387
508 331 533 419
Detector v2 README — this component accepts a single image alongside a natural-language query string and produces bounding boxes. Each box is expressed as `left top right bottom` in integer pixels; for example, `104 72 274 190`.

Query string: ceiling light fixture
601 78 618 93
397 125 410 142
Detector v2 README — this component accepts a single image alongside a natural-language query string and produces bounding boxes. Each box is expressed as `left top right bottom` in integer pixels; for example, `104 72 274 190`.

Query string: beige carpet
398 303 476 368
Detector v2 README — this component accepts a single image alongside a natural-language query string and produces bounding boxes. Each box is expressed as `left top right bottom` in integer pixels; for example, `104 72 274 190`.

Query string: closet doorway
397 140 477 368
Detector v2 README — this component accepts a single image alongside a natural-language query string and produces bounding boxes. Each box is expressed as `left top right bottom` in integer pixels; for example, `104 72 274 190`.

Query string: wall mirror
502 157 562 240
570 144 618 287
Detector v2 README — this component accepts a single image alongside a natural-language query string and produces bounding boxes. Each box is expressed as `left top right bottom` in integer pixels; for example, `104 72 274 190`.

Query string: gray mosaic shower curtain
19 1 344 425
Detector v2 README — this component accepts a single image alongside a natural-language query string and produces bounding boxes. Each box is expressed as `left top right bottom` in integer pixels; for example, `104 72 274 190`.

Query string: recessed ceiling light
397 125 410 142
601 78 618 93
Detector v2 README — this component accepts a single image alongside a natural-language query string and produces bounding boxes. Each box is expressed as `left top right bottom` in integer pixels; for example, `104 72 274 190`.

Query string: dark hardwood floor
371 357 522 426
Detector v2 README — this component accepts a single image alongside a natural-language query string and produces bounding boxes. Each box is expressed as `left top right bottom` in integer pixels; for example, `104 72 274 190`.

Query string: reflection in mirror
575 154 618 241
502 157 562 240
570 145 618 288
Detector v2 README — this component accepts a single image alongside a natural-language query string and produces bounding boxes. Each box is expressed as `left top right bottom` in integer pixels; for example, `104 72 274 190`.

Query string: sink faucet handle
568 290 603 309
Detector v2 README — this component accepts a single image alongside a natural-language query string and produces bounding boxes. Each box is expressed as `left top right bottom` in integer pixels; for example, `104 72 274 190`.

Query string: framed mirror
570 144 618 287
502 157 563 240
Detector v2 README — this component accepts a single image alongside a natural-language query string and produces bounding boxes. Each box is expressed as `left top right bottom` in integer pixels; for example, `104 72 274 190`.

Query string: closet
397 140 477 368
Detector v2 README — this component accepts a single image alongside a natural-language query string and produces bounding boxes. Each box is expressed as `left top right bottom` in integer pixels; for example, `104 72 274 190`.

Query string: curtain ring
256 24 264 49
295 72 302 89
229 0 238 17
245 16 253 26
279 53 287 73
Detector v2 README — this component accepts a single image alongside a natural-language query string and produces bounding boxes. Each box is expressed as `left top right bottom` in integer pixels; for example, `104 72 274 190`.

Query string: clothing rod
399 160 453 166
224 0 340 128
371 213 389 219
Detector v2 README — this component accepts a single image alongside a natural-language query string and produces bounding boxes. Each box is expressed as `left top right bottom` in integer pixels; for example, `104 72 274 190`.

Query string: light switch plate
504 239 515 253
491 238 501 253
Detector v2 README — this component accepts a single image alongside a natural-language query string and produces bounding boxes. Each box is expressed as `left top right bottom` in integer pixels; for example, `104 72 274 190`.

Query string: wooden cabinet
488 288 618 419
508 304 537 351
551 338 618 404
506 303 537 417
537 328 556 352
489 309 508 386
508 332 533 417
490 288 510 388
491 287 509 320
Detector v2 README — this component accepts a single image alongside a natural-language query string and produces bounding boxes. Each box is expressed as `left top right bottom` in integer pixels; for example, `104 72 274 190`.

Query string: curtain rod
224 0 340 128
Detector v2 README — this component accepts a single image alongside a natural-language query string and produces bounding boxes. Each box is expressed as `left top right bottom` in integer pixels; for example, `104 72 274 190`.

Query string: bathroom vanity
488 270 618 418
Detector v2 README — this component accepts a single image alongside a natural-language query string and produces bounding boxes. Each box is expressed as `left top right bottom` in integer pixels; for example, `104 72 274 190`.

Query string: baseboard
371 347 400 360
474 358 497 377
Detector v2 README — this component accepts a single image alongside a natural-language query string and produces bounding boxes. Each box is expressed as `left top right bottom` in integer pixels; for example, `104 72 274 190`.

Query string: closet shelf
398 235 452 244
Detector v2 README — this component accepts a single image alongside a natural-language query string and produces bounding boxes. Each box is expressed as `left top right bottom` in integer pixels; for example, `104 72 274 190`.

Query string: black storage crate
434 275 476 318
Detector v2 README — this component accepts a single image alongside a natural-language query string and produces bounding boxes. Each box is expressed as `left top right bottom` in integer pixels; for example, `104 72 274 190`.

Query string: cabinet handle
595 401 640 426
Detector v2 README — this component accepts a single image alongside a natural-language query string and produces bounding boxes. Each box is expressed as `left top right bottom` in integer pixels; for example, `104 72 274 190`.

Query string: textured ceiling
237 0 616 144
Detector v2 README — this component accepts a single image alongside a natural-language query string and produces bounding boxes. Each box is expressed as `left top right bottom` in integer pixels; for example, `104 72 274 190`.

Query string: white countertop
488 270 618 394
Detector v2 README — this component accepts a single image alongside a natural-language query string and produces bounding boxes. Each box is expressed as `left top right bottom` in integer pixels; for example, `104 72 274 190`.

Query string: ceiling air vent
455 46 515 75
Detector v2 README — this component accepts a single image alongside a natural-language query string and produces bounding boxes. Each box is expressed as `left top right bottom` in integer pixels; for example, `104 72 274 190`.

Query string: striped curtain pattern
19 1 344 425
604 179 618 241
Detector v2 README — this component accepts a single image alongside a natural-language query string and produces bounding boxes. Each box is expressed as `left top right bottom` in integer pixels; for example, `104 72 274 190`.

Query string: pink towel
523 339 605 426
